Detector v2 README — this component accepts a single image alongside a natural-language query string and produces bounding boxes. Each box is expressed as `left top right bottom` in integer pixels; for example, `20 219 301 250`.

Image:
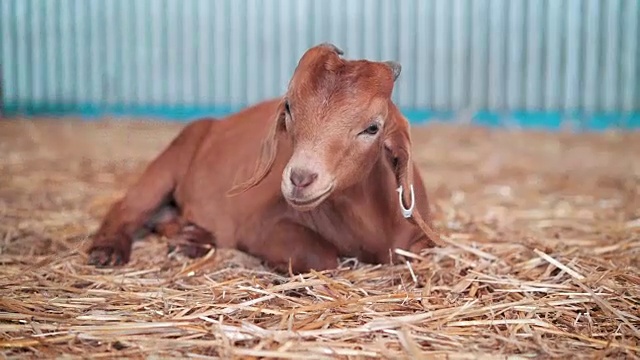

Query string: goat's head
230 43 415 214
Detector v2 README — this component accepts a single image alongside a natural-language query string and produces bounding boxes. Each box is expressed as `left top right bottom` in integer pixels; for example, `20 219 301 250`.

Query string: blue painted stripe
2 102 639 131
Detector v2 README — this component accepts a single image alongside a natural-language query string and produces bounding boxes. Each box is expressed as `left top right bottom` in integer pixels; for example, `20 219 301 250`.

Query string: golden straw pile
1 118 639 359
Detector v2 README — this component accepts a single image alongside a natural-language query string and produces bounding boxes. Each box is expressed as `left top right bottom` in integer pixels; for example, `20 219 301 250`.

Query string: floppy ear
380 60 412 209
383 110 414 212
227 99 287 196
384 106 444 247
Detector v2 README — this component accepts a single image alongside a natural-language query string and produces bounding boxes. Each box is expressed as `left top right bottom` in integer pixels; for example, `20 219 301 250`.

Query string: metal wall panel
1 0 638 124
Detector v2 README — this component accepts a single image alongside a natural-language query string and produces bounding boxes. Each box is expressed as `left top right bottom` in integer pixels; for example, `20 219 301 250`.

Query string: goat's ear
383 105 444 246
383 109 414 212
227 100 287 197
381 61 408 200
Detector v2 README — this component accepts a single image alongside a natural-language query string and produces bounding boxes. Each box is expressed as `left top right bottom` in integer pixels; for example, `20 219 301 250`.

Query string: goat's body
88 97 433 273
174 99 286 247
88 43 440 273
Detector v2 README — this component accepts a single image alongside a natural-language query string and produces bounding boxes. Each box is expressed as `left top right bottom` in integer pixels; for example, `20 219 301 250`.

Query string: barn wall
1 0 639 129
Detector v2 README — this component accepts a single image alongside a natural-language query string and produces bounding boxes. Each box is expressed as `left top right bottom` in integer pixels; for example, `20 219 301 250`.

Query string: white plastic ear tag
396 184 415 218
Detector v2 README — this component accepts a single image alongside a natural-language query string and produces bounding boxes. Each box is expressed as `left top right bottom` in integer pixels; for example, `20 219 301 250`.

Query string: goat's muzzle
290 168 318 189
281 165 335 211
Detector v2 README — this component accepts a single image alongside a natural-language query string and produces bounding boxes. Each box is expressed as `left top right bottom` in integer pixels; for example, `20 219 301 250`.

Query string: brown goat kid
87 43 443 274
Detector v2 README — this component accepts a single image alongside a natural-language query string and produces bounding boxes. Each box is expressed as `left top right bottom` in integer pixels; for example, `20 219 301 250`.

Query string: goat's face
275 44 403 211
228 43 412 213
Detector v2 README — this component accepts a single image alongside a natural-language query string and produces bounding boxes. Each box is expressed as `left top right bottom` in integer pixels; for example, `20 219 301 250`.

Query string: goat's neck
340 156 397 213
291 156 400 259
311 155 398 227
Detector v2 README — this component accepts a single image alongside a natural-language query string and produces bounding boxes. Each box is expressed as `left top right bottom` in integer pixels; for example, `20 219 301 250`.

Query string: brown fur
87 43 443 274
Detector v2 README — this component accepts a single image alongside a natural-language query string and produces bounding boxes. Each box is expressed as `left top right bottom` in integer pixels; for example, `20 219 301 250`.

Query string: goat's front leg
87 120 210 267
87 167 178 267
248 221 339 275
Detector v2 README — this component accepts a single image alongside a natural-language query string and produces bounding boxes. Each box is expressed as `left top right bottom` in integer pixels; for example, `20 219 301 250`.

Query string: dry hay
0 118 639 359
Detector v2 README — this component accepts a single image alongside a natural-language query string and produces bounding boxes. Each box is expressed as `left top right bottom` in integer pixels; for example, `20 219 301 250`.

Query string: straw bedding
0 118 638 359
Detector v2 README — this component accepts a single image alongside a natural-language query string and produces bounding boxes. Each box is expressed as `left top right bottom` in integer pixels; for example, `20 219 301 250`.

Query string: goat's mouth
285 184 334 211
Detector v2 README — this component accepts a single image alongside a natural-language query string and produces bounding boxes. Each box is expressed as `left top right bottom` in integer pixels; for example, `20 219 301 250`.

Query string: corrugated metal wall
1 0 639 127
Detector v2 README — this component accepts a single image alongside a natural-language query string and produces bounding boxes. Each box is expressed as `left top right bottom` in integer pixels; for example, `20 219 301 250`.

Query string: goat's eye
362 123 380 136
284 100 291 114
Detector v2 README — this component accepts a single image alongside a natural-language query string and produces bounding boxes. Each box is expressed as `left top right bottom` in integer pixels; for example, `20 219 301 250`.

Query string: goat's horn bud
317 42 344 56
384 61 402 81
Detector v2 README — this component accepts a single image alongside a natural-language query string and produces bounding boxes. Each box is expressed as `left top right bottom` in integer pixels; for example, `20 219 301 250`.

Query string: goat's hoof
167 223 215 259
88 247 127 267
167 243 210 259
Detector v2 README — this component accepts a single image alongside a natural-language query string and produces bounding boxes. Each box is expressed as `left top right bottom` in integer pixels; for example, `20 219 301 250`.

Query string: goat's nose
289 168 318 188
